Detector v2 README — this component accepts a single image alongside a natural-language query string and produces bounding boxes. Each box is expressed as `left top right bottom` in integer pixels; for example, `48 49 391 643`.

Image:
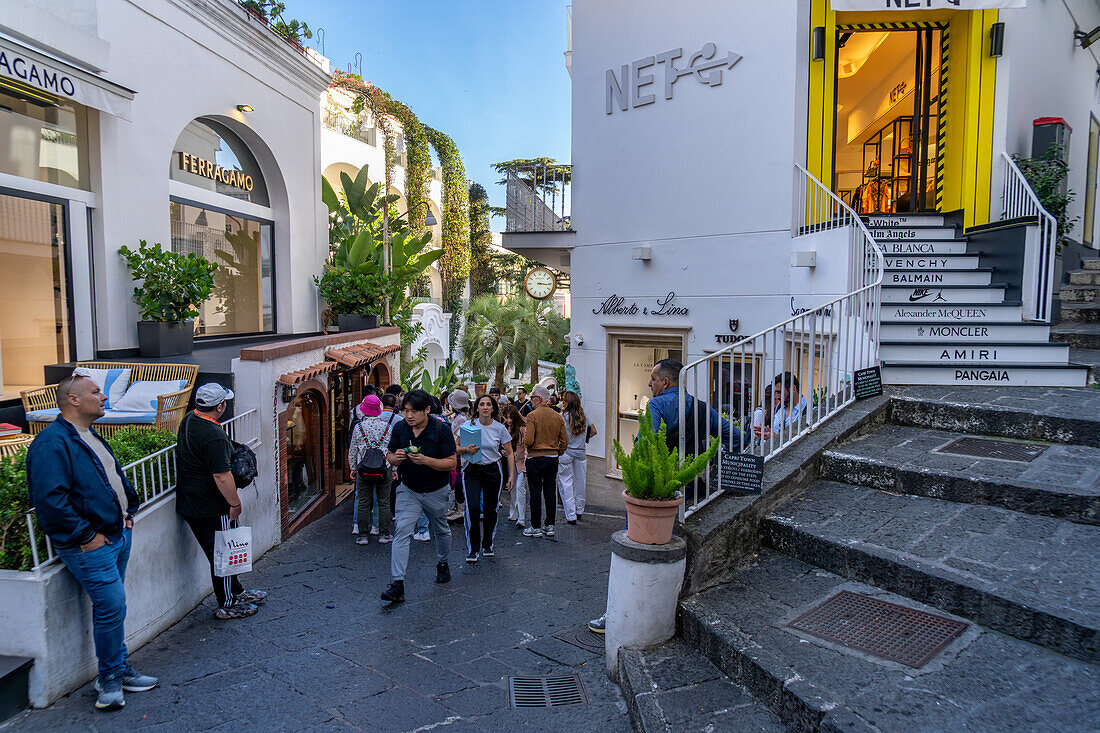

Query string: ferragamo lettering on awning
0 38 135 120
830 0 1025 9
177 152 255 192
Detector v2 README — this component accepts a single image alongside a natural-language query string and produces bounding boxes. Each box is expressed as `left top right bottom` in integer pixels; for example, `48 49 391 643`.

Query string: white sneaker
351 523 359 535
543 525 555 537
523 526 543 538
413 530 431 542
370 525 379 536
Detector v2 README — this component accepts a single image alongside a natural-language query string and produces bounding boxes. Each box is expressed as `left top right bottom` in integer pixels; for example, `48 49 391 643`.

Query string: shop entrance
832 26 944 214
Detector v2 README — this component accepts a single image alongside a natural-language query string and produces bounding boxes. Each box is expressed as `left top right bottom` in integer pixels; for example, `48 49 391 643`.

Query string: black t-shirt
519 401 533 417
176 412 233 517
387 417 456 493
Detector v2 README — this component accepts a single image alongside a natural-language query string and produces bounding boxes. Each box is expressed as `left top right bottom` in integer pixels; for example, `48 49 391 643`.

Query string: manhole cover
787 591 968 668
508 674 588 708
932 436 1047 463
553 625 605 654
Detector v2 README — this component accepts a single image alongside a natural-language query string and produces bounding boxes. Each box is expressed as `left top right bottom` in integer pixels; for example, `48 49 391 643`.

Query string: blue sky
295 0 572 229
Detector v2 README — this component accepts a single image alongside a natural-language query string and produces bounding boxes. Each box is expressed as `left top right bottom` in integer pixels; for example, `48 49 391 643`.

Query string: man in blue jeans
27 370 159 711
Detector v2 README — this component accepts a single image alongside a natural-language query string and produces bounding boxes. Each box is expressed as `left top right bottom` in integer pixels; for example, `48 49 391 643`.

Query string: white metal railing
504 163 572 232
23 409 261 573
677 166 884 518
1001 151 1058 322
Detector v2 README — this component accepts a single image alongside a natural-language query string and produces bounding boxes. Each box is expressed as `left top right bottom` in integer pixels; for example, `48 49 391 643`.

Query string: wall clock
523 267 557 300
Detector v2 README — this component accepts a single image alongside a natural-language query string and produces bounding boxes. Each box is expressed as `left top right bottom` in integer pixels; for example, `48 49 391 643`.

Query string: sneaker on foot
370 525 379 535
567 519 577 525
214 602 258 620
94 674 125 711
122 665 158 692
377 533 393 544
516 522 526 530
522 526 539 537
544 525 555 537
482 547 495 557
446 504 465 522
381 580 405 602
436 562 451 584
351 523 359 535
466 551 479 564
236 589 267 605
588 615 606 634
413 529 431 542
356 535 371 545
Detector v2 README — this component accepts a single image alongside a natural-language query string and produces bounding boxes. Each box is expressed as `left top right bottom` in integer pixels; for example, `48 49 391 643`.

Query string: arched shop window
169 119 273 336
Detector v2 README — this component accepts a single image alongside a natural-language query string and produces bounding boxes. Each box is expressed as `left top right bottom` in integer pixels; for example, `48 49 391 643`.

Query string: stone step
819 424 1100 524
617 641 788 733
881 321 1049 342
763 481 1100 663
878 240 970 255
863 213 947 228
1083 258 1100 271
887 385 1100 447
1060 303 1100 323
882 302 1021 323
882 361 1089 387
869 226 958 241
679 551 1100 733
1050 323 1100 350
882 285 1005 304
880 341 1070 363
885 268 992 286
1071 348 1100 386
0 656 30 724
1060 284 1099 303
1068 269 1100 286
883 253 981 270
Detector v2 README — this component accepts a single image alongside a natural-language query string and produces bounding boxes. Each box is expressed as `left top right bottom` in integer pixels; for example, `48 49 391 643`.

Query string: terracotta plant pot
622 490 683 545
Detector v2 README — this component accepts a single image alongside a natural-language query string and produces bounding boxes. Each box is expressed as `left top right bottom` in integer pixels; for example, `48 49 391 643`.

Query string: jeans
56 528 131 679
355 473 392 537
526 456 559 529
390 484 451 581
463 462 503 553
557 450 587 520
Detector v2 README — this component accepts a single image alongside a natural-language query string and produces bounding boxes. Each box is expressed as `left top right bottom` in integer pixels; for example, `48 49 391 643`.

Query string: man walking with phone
177 384 266 620
28 369 159 711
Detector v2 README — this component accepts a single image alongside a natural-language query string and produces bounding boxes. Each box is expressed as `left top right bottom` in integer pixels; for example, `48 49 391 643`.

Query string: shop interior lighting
236 104 254 113
990 22 1005 57
837 31 889 78
1077 25 1100 49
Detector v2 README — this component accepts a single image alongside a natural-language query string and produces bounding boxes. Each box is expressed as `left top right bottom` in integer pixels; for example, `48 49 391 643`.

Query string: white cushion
79 368 131 410
113 379 187 413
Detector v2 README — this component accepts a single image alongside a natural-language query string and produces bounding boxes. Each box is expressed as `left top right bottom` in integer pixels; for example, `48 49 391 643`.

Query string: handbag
585 422 598 444
213 525 252 576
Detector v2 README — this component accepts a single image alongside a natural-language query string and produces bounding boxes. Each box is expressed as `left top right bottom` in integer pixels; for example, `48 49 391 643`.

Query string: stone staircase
1052 256 1100 385
617 388 1100 732
870 213 1090 387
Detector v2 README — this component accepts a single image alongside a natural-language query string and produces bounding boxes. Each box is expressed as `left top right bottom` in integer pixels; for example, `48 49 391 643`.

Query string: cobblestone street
8 505 630 732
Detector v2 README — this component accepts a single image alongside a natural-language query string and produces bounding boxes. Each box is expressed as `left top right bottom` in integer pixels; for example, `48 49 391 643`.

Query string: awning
831 0 1024 9
0 37 135 120
326 343 401 368
277 361 339 386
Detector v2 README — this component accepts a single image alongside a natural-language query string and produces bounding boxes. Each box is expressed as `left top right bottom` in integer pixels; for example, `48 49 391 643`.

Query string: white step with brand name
870 227 958 241
882 285 1005 304
879 240 969 254
883 254 981 270
880 322 1051 342
881 342 1070 363
886 269 991 286
882 363 1089 387
882 303 1021 322
864 214 947 228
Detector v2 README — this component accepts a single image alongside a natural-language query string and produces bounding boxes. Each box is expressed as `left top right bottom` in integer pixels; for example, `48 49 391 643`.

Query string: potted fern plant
612 405 719 545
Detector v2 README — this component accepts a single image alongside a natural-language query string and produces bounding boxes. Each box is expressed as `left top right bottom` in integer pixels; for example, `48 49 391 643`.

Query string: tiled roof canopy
326 342 401 368
276 361 339 386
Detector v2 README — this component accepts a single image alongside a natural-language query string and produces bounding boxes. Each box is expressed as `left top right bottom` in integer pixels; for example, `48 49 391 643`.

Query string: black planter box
137 320 194 358
337 313 379 332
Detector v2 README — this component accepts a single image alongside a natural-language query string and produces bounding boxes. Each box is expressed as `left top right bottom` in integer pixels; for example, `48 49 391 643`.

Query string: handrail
1001 151 1058 322
503 163 572 232
675 165 883 518
22 409 261 574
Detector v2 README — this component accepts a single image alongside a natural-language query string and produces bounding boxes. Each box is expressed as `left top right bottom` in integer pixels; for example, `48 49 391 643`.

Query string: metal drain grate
553 625 606 654
787 591 968 668
933 436 1047 463
508 674 589 708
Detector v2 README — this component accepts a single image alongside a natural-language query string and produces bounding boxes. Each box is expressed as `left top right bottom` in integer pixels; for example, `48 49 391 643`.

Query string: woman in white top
557 390 593 524
455 394 515 562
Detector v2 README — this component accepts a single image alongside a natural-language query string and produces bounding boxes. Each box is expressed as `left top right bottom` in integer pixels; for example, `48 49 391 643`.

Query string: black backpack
355 412 397 482
230 441 258 488
665 395 715 458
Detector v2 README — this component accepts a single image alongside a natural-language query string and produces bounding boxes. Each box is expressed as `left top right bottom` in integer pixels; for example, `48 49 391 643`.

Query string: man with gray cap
177 383 267 620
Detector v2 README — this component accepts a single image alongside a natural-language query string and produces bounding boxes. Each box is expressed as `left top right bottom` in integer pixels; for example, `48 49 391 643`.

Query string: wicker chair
21 362 199 438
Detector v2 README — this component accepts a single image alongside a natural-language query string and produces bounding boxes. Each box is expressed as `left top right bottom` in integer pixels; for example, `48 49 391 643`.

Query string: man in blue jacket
27 370 159 711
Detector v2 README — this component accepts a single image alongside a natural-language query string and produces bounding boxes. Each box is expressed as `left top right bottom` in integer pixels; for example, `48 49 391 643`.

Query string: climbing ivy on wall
425 127 471 306
331 71 395 194
387 101 431 236
468 182 494 297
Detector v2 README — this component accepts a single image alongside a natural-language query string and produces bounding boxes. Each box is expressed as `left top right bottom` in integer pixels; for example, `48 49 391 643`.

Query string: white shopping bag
213 525 252 577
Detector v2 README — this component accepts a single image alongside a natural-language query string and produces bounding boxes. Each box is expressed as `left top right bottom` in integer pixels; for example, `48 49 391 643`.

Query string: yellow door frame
807 2 999 227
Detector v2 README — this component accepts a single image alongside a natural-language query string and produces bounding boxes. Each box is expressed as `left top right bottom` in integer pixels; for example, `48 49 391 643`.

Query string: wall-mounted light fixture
1076 25 1100 49
812 27 826 62
236 104 254 113
631 245 652 261
989 22 1005 57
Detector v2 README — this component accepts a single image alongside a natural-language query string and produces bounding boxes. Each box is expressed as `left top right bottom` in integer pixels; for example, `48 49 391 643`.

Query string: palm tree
460 295 529 388
514 295 569 383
